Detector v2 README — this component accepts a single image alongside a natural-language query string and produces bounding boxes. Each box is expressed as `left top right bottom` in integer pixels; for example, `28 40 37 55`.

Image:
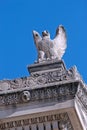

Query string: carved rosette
21 91 31 102
0 82 77 106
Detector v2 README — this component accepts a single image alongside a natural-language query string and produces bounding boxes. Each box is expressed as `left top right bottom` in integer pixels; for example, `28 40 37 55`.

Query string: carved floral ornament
0 66 82 92
0 83 77 105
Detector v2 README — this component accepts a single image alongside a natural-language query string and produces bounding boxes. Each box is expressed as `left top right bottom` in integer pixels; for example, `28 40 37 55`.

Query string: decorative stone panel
0 112 73 130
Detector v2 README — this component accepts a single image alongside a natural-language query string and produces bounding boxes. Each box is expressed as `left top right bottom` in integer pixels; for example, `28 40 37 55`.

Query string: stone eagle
32 25 67 62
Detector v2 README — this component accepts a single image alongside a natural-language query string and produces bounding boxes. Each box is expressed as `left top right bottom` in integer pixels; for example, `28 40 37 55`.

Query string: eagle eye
35 34 38 37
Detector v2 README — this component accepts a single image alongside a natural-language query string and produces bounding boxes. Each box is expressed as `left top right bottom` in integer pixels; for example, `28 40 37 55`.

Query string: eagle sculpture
32 25 67 62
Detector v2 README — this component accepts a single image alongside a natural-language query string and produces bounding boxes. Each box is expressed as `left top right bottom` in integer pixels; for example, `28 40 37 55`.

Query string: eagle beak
32 30 36 35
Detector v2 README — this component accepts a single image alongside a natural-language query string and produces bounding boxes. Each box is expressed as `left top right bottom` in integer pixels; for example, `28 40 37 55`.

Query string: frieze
0 65 82 93
0 112 73 130
76 84 87 110
0 92 19 105
0 82 78 106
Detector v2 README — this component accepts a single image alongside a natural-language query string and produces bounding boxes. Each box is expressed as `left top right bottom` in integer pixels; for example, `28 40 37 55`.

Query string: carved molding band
0 65 82 92
76 84 87 110
0 112 73 130
0 82 77 106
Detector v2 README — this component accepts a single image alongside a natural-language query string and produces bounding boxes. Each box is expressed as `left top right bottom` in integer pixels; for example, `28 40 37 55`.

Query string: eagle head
32 30 42 43
42 30 50 39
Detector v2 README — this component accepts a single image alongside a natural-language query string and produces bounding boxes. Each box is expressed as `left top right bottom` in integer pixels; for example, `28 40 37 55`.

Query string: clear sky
0 0 87 83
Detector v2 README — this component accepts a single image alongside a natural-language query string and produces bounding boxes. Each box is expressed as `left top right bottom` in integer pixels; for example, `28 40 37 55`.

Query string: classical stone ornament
75 85 87 129
0 60 83 107
59 121 67 130
0 26 87 130
0 63 81 92
0 81 10 91
33 25 67 62
76 84 87 110
0 82 77 106
21 91 31 102
0 112 73 130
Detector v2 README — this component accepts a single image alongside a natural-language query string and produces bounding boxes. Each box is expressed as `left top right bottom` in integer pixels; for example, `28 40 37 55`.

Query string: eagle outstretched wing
53 25 67 60
32 25 67 62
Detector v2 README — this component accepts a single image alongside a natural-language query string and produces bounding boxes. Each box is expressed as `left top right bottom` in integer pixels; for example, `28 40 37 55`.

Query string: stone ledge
0 82 78 107
28 59 66 74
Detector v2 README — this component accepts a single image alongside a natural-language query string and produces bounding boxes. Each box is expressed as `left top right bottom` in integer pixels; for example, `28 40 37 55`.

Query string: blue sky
0 0 87 83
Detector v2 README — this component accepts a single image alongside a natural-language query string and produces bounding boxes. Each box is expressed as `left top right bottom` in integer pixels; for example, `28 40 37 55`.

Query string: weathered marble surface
0 60 86 130
0 60 82 93
1 108 82 130
33 25 67 62
75 83 87 130
0 60 81 106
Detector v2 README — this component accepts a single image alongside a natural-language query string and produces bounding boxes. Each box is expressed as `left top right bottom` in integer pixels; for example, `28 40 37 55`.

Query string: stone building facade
0 59 87 130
